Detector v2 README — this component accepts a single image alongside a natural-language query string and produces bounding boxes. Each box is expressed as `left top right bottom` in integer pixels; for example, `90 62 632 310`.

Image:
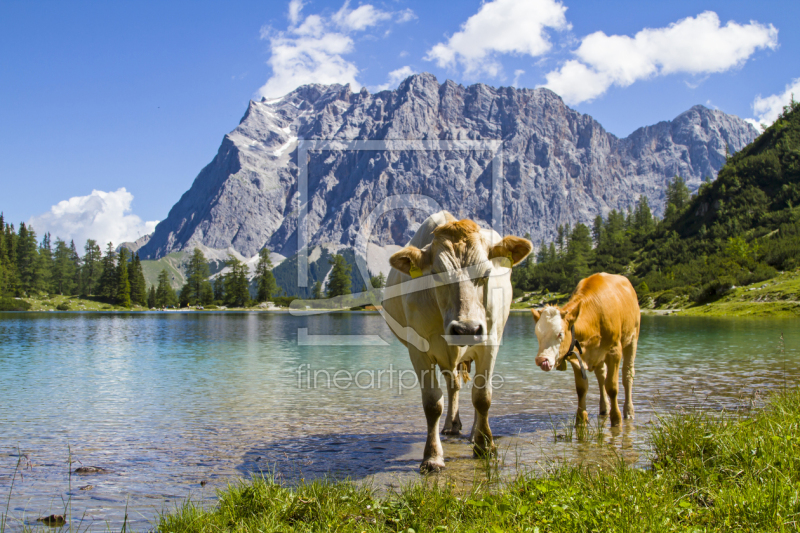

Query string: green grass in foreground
158 389 800 532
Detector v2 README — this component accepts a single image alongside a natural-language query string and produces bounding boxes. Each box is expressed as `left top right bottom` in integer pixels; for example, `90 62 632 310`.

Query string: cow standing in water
531 273 640 427
384 211 531 472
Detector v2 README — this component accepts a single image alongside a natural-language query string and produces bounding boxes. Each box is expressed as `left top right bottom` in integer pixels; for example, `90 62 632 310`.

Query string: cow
531 273 640 427
384 211 532 472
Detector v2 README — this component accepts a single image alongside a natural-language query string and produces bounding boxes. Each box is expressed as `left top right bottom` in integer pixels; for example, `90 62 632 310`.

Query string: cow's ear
390 245 431 275
490 236 533 266
530 308 541 322
560 305 580 326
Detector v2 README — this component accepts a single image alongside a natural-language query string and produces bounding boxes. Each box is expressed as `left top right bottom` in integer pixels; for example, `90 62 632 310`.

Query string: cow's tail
458 361 471 383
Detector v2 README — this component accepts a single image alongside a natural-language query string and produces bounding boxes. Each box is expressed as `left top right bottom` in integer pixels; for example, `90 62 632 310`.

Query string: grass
155 389 800 532
677 268 800 318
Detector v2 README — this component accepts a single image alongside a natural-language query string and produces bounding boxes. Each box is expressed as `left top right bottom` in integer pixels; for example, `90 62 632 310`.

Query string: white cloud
374 66 415 91
259 1 414 99
512 69 525 88
28 188 158 250
287 0 304 26
424 0 570 78
396 9 416 24
333 1 392 32
543 11 778 104
750 77 800 127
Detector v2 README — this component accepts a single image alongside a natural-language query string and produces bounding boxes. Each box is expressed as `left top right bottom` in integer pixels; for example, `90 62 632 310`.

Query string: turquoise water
0 312 797 530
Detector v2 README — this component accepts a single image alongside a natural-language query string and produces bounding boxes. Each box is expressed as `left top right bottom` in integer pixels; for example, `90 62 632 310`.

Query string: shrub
655 290 676 307
55 303 70 311
272 296 297 308
0 297 32 311
512 287 524 299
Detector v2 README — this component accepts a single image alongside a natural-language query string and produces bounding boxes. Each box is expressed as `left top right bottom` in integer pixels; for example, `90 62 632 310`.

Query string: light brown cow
531 273 640 427
384 211 532 472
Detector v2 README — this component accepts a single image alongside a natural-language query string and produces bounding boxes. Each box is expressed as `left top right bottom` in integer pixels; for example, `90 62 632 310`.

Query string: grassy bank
158 390 800 532
676 268 800 318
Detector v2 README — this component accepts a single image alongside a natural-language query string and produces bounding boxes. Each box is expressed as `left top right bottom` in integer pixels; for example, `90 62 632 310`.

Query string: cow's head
390 218 531 347
531 305 579 371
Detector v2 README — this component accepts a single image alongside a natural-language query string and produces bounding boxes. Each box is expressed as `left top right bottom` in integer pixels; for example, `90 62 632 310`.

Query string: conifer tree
155 269 178 308
370 271 386 289
16 223 40 296
52 238 76 295
97 242 118 301
147 285 157 308
129 253 148 306
326 254 352 298
224 255 251 307
117 248 132 307
312 280 323 299
39 233 53 293
180 248 212 306
666 175 691 212
255 248 278 302
213 276 224 303
82 240 102 296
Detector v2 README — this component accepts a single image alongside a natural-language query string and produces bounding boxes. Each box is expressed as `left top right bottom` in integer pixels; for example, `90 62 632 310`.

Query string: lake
0 312 797 531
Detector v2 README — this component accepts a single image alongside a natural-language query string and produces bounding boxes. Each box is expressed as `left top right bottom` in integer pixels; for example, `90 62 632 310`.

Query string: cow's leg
604 345 623 427
441 367 462 435
409 351 445 473
595 363 609 416
622 339 637 420
470 354 496 457
572 361 589 426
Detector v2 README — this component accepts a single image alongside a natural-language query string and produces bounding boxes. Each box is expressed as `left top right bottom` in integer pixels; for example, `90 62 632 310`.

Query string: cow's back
573 273 640 347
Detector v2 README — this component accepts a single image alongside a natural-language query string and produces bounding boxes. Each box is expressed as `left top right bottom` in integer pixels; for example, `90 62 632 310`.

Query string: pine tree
97 242 118 302
147 285 156 308
326 255 352 298
16 223 40 296
213 276 225 303
129 253 148 306
223 255 251 307
155 269 178 308
255 248 278 302
69 240 82 296
565 223 593 288
117 248 131 307
52 238 76 295
81 240 102 296
370 271 386 288
666 175 691 212
312 280 323 299
180 248 211 306
38 233 53 294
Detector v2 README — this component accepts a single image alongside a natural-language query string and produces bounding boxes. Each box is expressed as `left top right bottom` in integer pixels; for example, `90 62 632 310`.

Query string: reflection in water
0 312 797 530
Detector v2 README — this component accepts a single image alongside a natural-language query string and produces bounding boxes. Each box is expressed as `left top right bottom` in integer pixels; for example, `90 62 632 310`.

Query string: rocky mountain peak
139 73 758 261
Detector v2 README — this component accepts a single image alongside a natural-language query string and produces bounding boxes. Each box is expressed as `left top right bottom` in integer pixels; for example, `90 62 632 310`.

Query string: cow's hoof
420 458 445 473
624 413 635 420
472 444 497 458
599 410 608 416
441 428 461 436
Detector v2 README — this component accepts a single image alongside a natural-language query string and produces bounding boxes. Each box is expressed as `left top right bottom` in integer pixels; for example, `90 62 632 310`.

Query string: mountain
139 72 757 262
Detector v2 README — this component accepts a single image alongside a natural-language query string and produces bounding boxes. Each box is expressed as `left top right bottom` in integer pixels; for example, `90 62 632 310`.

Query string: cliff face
139 73 758 259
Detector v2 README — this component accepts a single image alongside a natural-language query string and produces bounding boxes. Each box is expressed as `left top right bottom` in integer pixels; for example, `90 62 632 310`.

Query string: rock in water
139 73 758 260
36 515 66 526
73 466 109 474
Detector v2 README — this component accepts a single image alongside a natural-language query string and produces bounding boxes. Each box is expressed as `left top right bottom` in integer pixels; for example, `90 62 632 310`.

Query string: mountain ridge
139 73 757 261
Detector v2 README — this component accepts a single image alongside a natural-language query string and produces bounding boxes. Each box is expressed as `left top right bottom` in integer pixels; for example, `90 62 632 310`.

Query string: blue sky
1 0 798 248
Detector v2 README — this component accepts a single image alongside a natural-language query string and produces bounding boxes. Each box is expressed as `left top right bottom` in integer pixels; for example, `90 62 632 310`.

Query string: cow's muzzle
443 320 486 346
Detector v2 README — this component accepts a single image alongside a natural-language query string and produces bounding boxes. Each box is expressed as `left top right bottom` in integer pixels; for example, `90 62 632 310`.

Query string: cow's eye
557 333 563 340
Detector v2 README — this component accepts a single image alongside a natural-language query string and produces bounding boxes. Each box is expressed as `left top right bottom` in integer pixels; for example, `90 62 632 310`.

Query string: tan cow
384 211 531 472
531 273 640 427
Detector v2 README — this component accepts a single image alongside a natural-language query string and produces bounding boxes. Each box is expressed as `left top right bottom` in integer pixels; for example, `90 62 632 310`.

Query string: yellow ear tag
409 265 423 279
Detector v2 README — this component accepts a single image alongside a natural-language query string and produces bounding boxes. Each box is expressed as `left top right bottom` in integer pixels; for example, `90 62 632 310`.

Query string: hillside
513 99 800 313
